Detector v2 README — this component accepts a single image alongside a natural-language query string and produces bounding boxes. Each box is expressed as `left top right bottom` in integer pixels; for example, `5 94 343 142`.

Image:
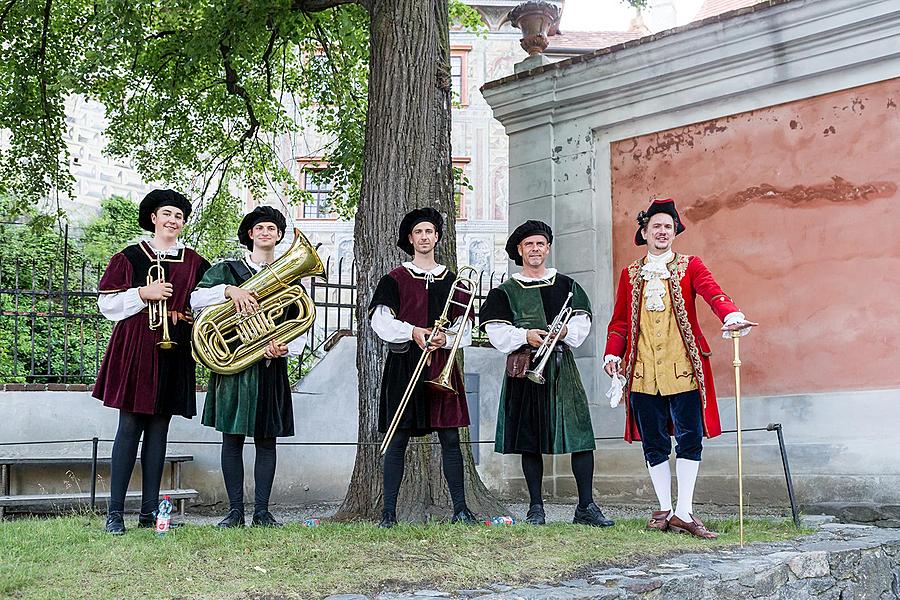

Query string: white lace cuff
603 354 622 366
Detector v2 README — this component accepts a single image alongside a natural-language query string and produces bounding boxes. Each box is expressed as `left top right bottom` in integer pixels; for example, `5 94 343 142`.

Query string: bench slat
0 455 193 466
0 489 198 507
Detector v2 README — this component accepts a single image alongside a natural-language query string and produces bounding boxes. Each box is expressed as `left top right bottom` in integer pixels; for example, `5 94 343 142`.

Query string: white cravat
640 250 673 312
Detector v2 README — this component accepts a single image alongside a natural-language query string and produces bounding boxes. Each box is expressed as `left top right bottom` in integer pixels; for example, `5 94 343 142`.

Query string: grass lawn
1 515 807 599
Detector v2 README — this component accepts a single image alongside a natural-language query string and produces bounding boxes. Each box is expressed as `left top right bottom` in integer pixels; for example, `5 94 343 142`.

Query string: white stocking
675 458 700 522
647 461 673 513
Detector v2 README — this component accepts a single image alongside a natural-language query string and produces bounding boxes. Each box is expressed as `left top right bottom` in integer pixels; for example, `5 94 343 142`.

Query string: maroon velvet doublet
92 242 209 416
369 265 471 435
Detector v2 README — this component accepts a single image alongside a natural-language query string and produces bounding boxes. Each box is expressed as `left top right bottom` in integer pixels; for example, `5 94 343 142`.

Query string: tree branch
0 0 18 32
311 20 364 111
293 0 359 12
218 38 260 145
261 24 280 96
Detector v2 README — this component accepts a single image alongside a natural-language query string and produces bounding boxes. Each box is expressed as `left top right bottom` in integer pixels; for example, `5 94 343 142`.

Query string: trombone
147 255 176 350
525 291 573 384
379 266 479 456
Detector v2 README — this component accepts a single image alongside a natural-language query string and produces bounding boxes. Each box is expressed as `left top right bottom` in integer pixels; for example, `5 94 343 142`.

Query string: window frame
450 45 471 107
296 158 337 221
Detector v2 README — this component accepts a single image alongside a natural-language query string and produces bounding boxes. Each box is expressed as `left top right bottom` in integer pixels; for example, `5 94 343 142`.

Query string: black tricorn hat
138 189 192 232
505 220 553 266
237 206 287 250
396 207 443 256
635 198 685 246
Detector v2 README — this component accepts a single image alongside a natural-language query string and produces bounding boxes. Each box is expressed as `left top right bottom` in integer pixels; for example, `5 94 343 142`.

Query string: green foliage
0 211 110 384
79 196 143 264
450 0 489 33
0 0 374 231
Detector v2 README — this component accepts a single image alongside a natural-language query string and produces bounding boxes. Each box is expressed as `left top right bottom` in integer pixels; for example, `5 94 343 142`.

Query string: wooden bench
0 455 197 518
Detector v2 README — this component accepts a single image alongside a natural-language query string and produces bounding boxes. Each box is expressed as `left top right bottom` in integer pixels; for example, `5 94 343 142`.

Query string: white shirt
370 262 473 349
96 240 184 322
484 268 592 354
190 257 306 357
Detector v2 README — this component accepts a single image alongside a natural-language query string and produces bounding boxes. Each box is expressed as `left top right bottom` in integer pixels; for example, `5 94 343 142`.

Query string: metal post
768 423 800 527
1 463 9 520
90 437 99 510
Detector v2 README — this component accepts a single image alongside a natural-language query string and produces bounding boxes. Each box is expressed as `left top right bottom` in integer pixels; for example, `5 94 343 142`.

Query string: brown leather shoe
647 510 671 532
667 514 718 539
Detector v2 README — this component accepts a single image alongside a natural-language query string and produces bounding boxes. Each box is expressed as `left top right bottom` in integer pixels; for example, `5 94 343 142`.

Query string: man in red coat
604 199 756 539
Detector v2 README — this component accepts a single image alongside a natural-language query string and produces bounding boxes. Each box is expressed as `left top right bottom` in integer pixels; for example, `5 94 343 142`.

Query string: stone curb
324 523 900 600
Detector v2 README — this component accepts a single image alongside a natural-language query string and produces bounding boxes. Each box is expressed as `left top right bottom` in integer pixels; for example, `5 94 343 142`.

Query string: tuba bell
192 228 325 375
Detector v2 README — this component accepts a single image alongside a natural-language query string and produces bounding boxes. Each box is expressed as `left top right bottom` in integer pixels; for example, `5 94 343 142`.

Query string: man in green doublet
480 220 614 527
191 206 303 528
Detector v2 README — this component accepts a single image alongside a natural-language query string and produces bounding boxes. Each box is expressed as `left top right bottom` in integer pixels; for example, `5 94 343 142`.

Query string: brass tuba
192 228 325 375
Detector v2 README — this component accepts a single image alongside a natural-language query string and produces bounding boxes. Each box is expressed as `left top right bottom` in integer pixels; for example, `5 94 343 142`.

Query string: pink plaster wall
610 79 900 396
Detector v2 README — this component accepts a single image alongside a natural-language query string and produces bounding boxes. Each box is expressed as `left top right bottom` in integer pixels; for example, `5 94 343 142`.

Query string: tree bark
335 0 504 522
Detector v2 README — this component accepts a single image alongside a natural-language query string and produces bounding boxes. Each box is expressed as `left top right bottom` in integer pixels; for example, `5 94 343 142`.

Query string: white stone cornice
483 0 900 133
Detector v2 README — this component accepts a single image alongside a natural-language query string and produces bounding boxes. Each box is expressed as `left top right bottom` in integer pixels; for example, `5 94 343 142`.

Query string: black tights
521 450 595 509
108 411 172 515
221 434 277 515
383 429 466 515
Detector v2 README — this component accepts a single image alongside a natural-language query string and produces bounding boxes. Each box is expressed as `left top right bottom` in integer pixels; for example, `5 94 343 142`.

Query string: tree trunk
335 0 505 522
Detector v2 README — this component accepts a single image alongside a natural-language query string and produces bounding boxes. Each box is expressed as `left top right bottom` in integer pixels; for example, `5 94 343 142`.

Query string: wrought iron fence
0 239 507 385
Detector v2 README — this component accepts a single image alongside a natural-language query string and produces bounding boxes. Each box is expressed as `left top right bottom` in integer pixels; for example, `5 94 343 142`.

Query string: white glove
606 374 627 408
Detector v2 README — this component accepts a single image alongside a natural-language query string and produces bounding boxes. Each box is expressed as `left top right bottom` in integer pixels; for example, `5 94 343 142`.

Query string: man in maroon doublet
93 189 209 534
368 207 477 527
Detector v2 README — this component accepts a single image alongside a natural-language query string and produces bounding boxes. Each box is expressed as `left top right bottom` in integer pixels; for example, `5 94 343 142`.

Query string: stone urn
505 1 562 57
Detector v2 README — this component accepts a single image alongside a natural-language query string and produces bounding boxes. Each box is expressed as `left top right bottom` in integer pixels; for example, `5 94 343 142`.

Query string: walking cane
731 330 745 547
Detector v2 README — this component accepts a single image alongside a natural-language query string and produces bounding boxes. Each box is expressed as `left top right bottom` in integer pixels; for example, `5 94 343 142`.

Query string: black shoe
450 508 479 525
525 504 546 525
378 510 398 528
573 502 615 527
251 510 282 528
138 510 182 529
217 509 245 528
105 512 125 535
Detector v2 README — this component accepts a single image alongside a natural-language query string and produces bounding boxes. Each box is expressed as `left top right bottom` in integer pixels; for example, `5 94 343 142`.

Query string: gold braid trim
623 260 643 400
667 254 707 409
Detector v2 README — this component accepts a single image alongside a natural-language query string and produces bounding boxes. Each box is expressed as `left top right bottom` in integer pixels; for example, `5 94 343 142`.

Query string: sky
559 0 707 31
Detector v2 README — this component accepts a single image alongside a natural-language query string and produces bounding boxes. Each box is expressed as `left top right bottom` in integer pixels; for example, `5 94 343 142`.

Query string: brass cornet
525 291 573 384
147 255 176 350
379 266 479 456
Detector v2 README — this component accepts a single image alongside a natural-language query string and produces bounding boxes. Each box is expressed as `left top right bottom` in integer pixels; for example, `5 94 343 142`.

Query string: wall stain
684 176 897 222
629 120 729 164
888 98 897 109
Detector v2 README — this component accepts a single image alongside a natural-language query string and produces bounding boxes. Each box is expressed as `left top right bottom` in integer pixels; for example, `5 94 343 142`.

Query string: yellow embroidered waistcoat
631 289 698 396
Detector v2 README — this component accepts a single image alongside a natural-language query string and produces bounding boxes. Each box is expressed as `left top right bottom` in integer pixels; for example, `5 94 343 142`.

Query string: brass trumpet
524 291 573 384
379 266 479 456
147 255 176 350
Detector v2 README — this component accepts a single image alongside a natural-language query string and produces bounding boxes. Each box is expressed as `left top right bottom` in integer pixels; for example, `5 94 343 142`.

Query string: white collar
145 239 184 257
512 267 557 283
645 250 674 265
245 254 277 272
403 261 446 276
